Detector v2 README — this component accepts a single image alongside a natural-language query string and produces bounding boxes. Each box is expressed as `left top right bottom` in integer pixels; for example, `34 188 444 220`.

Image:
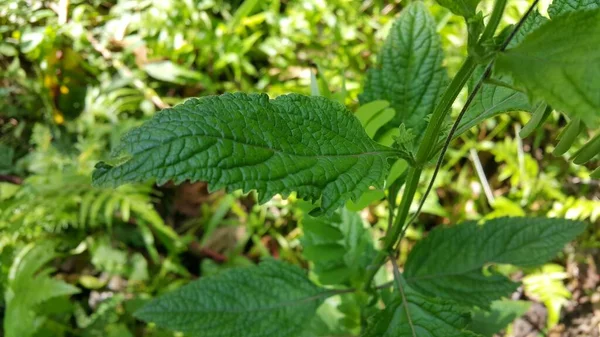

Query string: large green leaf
404 217 586 308
93 93 398 214
359 2 448 138
363 281 476 337
301 207 377 286
135 259 328 337
496 9 600 127
459 1 600 135
507 11 548 48
548 0 600 18
435 0 481 18
457 9 549 136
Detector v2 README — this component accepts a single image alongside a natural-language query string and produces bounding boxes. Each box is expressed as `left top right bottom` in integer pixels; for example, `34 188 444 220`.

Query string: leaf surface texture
135 259 326 337
404 217 586 307
93 93 396 213
359 2 448 138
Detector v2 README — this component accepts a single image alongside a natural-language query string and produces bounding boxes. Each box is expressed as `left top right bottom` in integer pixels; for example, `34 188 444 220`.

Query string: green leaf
495 9 600 128
93 93 397 214
359 2 448 138
355 100 390 126
404 217 586 308
456 69 531 137
301 208 377 286
144 61 208 85
228 0 261 31
469 300 531 337
363 282 476 337
548 0 600 18
435 0 481 18
4 241 80 337
507 11 548 48
135 259 328 337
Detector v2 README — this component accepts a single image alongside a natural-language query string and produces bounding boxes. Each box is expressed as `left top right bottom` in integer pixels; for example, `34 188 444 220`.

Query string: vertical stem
362 0 513 290
414 56 477 165
363 57 477 289
479 0 508 43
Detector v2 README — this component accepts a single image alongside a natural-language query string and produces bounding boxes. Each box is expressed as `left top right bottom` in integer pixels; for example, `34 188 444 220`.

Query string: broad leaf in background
435 0 481 18
135 259 328 337
404 217 586 308
93 93 398 214
301 207 377 286
469 300 531 337
496 9 600 127
359 2 448 139
363 279 475 337
4 241 80 337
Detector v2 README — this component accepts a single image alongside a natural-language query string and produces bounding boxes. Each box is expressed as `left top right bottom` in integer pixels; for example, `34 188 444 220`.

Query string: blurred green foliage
0 0 598 336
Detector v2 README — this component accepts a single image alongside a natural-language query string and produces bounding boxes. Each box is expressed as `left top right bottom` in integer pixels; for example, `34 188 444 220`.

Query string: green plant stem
406 0 540 229
414 56 477 165
362 0 512 291
363 57 477 289
479 0 508 43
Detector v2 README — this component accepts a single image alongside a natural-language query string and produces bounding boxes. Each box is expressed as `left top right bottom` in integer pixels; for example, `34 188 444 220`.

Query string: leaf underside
404 217 586 308
93 93 396 214
363 282 476 337
359 2 448 139
456 68 531 137
135 259 326 337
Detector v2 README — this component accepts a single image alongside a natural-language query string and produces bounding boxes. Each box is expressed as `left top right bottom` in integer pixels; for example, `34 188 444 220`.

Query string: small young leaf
359 2 448 138
553 117 582 156
354 100 390 126
496 9 600 128
573 132 600 164
520 103 550 139
135 259 328 337
363 281 475 337
404 217 586 308
435 0 481 18
93 93 398 214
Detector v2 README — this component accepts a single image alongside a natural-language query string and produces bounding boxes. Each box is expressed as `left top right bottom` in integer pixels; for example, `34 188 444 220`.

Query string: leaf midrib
133 131 400 160
141 290 337 315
